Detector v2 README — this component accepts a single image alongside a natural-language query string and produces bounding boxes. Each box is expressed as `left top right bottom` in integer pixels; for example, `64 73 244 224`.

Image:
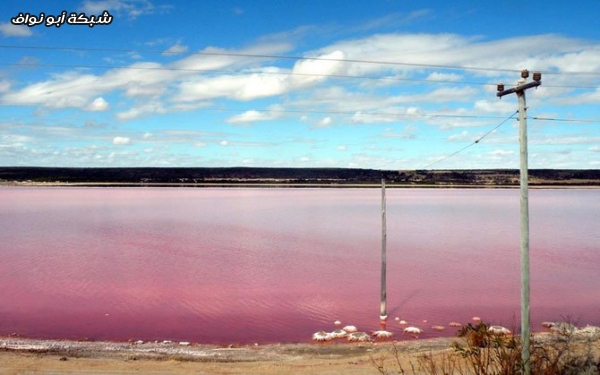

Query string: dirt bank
0 336 454 374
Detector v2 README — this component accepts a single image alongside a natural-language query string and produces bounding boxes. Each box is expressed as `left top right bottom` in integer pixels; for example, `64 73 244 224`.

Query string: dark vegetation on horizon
1 167 600 186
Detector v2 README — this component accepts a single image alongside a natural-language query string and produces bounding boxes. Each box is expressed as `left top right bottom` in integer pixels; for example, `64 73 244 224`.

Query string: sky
0 0 599 170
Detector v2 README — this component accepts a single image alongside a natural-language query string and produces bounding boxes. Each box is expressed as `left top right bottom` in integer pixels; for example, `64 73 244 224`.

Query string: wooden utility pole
380 178 387 322
497 69 541 375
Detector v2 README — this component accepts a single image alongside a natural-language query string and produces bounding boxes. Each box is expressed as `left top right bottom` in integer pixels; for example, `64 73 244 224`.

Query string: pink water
0 187 598 344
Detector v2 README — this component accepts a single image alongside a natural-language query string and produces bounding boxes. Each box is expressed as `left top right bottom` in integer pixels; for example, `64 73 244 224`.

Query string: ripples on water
0 187 598 344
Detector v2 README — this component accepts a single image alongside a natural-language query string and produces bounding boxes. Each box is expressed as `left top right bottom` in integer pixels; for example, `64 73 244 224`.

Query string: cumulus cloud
0 81 10 93
113 136 131 145
3 29 600 169
85 97 109 111
226 105 284 124
116 101 166 121
1 72 104 108
0 22 33 37
448 130 471 142
491 149 515 156
174 71 288 103
227 110 274 124
315 116 332 128
79 0 166 18
162 43 188 56
291 50 347 87
426 72 462 82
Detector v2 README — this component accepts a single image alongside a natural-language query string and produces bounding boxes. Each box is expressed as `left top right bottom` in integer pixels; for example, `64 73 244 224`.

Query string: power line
0 97 518 122
0 44 529 74
422 110 519 169
530 116 600 123
1 96 598 124
0 61 500 87
2 61 599 91
3 44 600 77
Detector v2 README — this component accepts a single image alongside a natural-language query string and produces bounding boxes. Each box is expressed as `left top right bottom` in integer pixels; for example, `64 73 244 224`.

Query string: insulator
533 72 542 81
497 83 505 92
521 69 529 79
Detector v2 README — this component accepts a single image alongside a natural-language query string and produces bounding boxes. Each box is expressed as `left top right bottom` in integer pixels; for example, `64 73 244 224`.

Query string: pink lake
0 187 598 344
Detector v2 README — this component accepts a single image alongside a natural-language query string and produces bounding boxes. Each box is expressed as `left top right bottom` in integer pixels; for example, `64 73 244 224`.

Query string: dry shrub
372 321 600 375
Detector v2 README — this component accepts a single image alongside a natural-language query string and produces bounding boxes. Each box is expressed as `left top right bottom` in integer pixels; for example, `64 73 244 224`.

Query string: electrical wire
422 111 519 169
530 116 600 123
0 44 525 73
1 61 598 90
3 44 600 78
0 61 500 87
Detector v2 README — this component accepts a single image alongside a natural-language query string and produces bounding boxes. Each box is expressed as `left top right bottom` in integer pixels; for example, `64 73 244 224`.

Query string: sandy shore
3 328 598 374
0 336 455 374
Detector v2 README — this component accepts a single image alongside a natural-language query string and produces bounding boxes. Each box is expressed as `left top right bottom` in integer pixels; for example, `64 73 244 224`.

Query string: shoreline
0 335 455 374
2 181 600 189
3 329 598 374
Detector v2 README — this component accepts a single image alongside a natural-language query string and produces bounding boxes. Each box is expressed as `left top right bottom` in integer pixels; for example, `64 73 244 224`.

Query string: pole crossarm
497 81 541 97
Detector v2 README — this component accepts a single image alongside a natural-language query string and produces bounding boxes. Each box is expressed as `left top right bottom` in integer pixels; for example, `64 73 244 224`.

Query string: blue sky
1 0 599 169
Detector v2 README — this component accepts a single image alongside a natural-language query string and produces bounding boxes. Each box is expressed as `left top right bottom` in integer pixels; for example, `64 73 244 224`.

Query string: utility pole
380 178 387 323
497 69 541 375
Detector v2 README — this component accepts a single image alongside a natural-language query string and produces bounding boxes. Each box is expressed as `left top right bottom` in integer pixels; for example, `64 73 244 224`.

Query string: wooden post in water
380 178 387 322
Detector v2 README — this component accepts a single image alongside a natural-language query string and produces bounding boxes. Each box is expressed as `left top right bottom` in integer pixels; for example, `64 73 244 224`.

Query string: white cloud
1 72 103 108
162 43 188 56
227 110 278 124
85 97 109 111
590 146 600 152
291 50 347 87
113 136 131 145
0 81 10 93
0 22 33 37
381 131 415 139
174 71 289 103
351 107 424 124
316 116 332 128
426 72 462 82
473 99 516 113
116 101 166 121
143 132 153 139
172 43 291 72
79 0 165 18
3 29 600 169
448 130 471 142
337 145 347 151
490 149 515 156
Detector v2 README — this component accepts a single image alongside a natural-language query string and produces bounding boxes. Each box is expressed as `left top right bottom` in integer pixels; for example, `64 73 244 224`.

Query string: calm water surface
0 187 598 344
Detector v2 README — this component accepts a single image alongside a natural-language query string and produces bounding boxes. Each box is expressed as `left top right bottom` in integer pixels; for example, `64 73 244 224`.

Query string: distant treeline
1 167 600 186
